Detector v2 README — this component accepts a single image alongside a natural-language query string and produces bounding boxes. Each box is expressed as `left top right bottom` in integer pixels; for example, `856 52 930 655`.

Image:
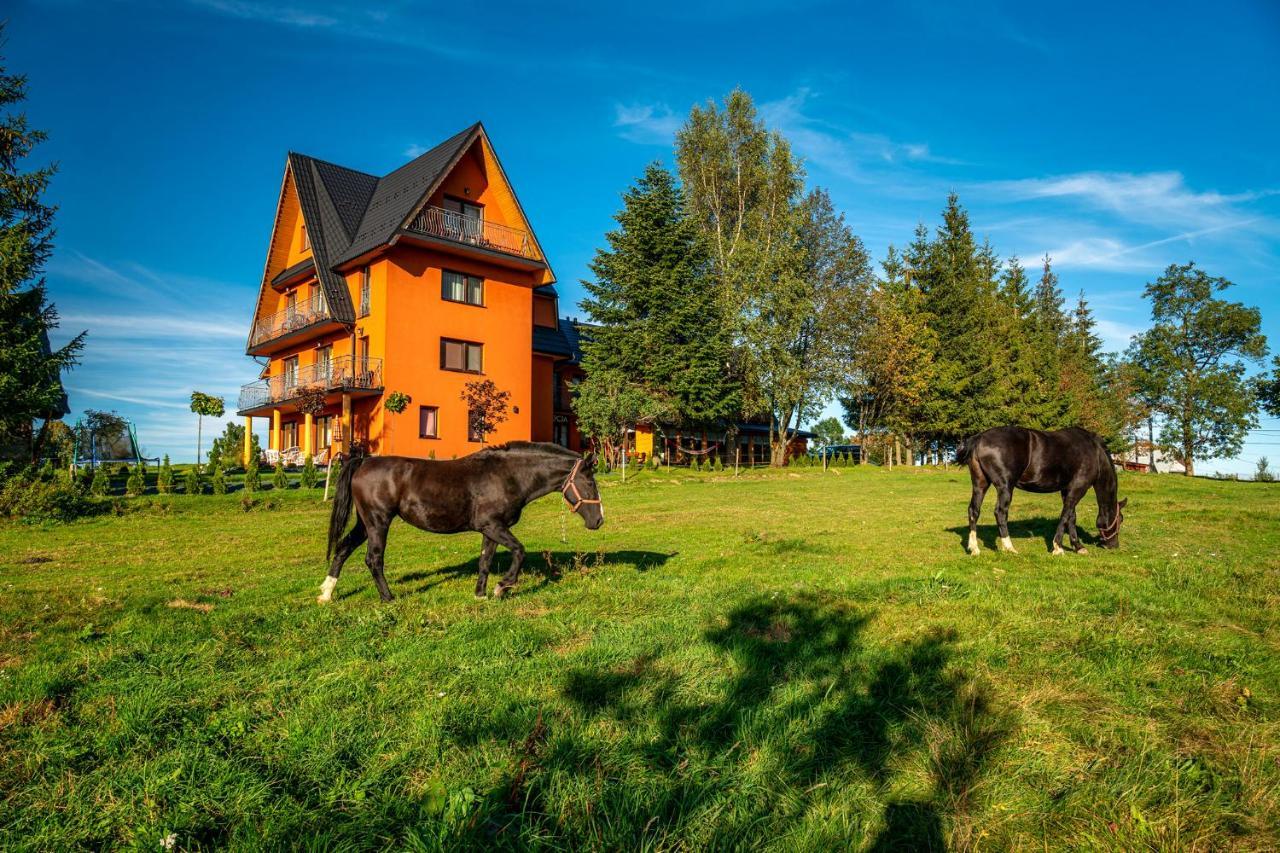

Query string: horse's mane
473 441 581 460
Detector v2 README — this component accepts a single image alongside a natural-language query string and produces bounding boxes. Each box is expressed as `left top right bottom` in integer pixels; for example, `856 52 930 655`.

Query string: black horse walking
320 442 603 603
957 426 1126 555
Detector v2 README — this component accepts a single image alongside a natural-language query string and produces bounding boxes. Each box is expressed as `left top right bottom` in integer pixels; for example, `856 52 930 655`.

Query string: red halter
561 458 601 513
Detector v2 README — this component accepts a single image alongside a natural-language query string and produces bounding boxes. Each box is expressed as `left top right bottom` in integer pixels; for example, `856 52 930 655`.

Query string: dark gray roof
534 284 559 298
274 124 483 325
334 123 481 266
559 318 584 365
532 324 573 357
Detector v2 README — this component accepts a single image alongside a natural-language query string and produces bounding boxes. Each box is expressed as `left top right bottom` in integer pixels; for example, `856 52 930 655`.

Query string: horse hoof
998 536 1018 554
474 592 488 601
1075 547 1088 555
316 595 330 605
1051 544 1065 556
494 585 512 599
967 548 980 556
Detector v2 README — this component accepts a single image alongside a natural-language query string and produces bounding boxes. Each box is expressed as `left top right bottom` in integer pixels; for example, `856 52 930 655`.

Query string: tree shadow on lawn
947 518 1101 553
470 593 1015 849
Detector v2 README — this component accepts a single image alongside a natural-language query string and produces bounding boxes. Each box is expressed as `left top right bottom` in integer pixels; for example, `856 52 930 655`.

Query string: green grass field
1 465 1277 850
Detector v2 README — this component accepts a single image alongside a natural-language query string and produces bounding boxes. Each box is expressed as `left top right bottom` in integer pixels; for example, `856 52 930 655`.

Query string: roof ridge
288 151 379 180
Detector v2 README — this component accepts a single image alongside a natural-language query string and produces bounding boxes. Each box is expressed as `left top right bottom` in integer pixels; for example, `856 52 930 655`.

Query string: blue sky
11 0 1280 473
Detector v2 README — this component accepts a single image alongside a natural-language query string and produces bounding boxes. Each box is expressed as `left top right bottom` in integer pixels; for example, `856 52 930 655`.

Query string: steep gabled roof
335 123 481 266
254 122 545 344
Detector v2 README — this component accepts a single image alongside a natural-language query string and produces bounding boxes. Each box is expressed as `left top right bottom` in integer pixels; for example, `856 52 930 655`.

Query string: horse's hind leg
995 485 1018 553
1050 491 1075 555
364 514 395 602
318 517 367 603
475 536 498 599
1064 489 1087 553
484 524 526 598
967 471 989 555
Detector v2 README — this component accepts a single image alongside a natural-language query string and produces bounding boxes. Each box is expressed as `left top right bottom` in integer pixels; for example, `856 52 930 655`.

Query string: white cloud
613 103 681 145
187 0 338 28
404 143 428 159
983 171 1277 232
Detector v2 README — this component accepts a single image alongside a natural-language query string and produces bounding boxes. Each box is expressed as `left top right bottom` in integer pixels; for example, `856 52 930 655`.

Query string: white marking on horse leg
1051 543 1065 556
967 530 980 555
999 536 1018 553
1075 546 1088 555
317 575 338 604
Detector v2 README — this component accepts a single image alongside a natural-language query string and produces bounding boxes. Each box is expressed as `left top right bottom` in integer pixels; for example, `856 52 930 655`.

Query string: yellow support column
242 416 253 466
271 409 281 451
303 412 314 457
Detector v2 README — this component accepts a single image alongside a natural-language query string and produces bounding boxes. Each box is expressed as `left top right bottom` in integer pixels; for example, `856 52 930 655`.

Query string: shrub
38 460 55 481
272 462 288 491
0 476 94 523
243 456 259 493
184 467 201 495
212 466 227 495
125 463 145 497
89 467 110 497
157 455 174 494
714 456 724 472
1256 457 1275 483
77 465 94 492
300 455 318 489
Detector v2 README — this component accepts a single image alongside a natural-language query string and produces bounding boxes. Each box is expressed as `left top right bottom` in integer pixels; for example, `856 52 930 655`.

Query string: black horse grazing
957 426 1126 555
320 442 603 603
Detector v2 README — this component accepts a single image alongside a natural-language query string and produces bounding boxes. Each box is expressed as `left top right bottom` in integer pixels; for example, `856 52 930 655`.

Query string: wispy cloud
982 171 1278 232
613 103 681 145
403 143 428 159
188 0 338 28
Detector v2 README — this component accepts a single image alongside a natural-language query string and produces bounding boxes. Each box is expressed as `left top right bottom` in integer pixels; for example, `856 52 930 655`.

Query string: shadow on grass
389 549 677 596
460 593 1015 849
947 518 1101 553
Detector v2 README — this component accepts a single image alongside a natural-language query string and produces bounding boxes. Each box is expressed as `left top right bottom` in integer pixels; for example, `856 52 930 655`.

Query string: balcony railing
238 355 383 412
406 206 536 259
250 293 332 349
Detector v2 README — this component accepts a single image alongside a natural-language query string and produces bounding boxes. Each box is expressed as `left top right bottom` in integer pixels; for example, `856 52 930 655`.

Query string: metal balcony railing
406 206 536 259
250 293 331 348
238 355 383 412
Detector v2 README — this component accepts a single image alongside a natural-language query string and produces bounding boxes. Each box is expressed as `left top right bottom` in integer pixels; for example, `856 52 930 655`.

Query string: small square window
441 338 482 373
418 406 438 439
442 270 483 306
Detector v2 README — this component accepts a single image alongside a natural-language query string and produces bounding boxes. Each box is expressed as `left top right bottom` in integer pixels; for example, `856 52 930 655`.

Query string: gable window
440 338 482 373
442 270 483 306
442 197 482 242
418 406 439 439
300 223 310 253
359 266 371 317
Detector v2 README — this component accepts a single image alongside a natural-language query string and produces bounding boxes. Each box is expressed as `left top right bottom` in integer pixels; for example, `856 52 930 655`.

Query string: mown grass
1 465 1277 850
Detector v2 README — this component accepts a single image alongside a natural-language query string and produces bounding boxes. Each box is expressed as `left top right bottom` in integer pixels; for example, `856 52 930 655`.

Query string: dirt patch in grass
0 699 56 730
167 599 214 613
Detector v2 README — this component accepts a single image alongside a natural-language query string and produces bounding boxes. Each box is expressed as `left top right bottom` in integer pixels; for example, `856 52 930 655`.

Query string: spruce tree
0 32 86 462
211 465 227 495
272 461 288 491
580 163 738 430
913 194 1002 441
183 466 200 495
157 455 173 494
125 463 144 497
89 467 108 497
300 454 318 489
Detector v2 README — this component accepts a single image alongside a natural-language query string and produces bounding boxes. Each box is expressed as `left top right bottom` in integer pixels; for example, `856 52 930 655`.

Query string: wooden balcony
402 206 544 269
247 293 343 356
238 355 383 415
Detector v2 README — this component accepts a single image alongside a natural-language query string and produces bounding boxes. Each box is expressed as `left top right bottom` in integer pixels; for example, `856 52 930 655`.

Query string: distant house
237 123 583 462
1114 441 1186 474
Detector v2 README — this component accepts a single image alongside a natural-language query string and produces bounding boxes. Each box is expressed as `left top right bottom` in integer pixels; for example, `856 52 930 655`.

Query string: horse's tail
327 449 368 560
955 435 977 466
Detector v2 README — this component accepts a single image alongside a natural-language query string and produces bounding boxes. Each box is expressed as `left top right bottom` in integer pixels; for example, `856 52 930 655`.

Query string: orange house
238 123 583 463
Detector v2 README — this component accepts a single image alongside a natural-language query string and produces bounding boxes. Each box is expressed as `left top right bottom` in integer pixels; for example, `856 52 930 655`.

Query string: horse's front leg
483 523 526 599
475 536 498 599
1065 490 1087 553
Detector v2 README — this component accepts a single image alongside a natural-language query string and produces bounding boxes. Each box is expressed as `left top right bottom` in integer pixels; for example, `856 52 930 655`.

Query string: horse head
1098 497 1127 548
562 452 604 530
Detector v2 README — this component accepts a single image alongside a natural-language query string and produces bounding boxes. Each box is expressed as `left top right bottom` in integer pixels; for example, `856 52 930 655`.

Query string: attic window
300 223 310 253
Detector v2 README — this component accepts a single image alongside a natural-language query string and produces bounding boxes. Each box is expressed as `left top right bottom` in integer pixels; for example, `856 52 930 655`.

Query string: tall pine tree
0 30 85 464
578 163 738 435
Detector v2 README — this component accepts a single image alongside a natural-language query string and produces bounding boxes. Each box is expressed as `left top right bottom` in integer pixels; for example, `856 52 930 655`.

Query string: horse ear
1118 497 1128 510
